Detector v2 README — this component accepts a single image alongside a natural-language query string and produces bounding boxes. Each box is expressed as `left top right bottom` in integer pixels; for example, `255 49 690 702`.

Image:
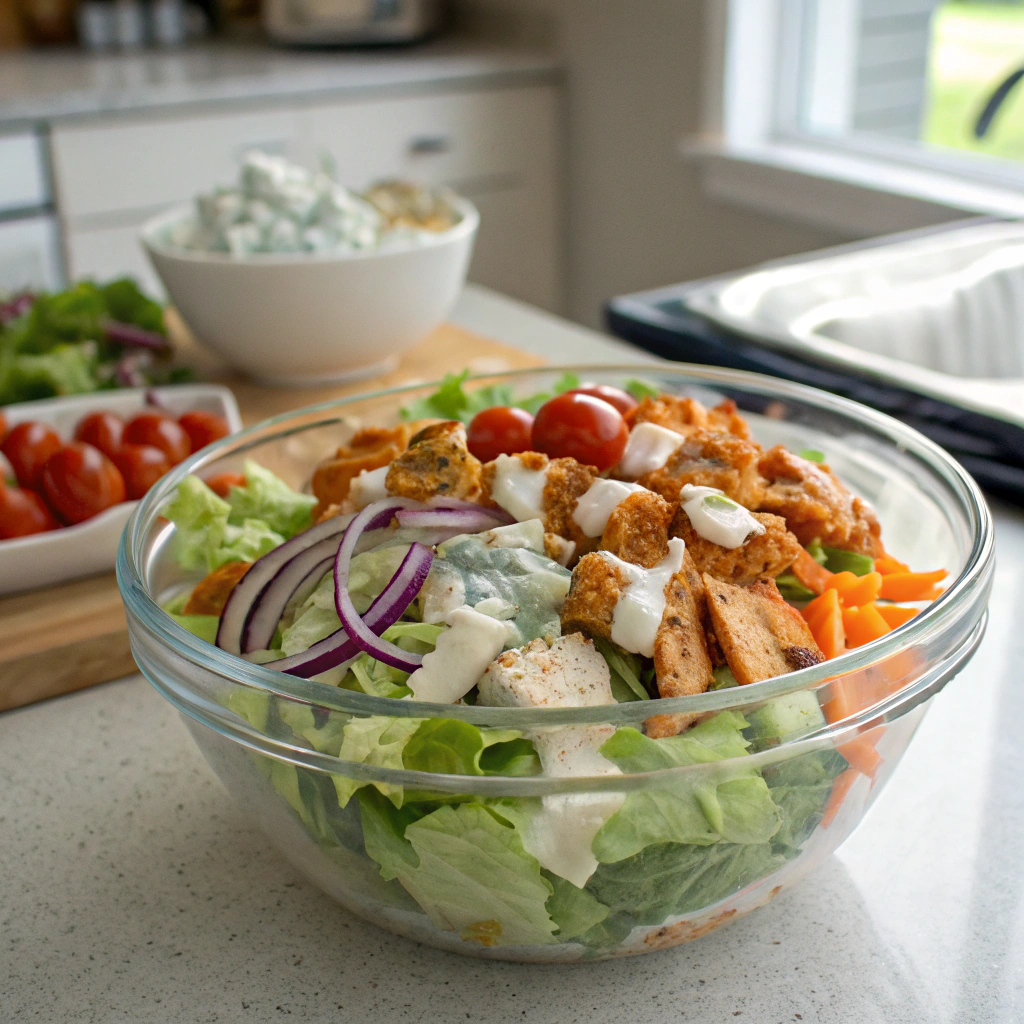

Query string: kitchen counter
0 37 560 129
2 286 1022 1023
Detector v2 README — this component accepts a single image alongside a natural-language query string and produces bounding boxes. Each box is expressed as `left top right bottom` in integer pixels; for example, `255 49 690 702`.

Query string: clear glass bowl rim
118 363 994 735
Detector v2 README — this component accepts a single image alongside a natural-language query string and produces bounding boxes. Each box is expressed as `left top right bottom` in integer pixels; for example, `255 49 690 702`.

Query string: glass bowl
118 366 994 962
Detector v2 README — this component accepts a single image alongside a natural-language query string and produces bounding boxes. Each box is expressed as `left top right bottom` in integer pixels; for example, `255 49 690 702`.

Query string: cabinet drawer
51 108 300 221
301 86 558 192
0 133 49 213
65 223 164 298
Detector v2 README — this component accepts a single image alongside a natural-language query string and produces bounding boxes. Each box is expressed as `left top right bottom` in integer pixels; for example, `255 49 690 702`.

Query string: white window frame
689 0 1024 237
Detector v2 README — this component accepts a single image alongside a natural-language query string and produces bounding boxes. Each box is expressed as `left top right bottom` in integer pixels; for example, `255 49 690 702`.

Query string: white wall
457 0 849 327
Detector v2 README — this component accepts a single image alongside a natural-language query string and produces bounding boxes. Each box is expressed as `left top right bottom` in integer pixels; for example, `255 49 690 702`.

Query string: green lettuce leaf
101 278 166 334
764 748 848 853
544 872 609 940
226 460 316 539
403 720 523 776
584 840 788 938
396 803 559 946
331 716 424 809
167 612 220 643
595 638 650 702
624 378 660 402
278 703 349 755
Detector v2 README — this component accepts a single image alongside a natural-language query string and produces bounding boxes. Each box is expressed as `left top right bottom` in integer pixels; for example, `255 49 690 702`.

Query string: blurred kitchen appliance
606 219 1024 502
262 0 440 46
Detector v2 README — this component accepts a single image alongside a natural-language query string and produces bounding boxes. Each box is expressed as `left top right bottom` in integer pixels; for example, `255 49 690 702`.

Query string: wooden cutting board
0 321 543 713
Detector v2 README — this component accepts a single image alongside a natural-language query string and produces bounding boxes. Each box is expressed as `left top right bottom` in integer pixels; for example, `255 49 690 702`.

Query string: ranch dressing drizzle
571 479 648 538
681 484 765 549
490 454 548 522
616 422 686 478
598 537 686 658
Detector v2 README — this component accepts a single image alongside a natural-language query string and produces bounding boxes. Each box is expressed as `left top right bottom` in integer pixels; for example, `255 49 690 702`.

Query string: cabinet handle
407 135 451 156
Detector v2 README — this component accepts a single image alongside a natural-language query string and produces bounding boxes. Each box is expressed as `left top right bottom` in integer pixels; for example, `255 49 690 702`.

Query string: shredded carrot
840 730 884 779
875 551 910 575
802 589 846 659
826 570 883 608
842 603 893 648
876 604 918 629
790 546 834 595
204 471 246 499
878 570 947 603
820 768 859 828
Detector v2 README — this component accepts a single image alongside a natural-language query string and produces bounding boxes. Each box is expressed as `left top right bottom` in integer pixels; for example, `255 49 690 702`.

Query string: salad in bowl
119 366 992 961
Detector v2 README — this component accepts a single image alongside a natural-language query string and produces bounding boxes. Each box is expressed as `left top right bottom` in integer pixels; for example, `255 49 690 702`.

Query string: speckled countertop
0 38 559 130
3 288 1023 1022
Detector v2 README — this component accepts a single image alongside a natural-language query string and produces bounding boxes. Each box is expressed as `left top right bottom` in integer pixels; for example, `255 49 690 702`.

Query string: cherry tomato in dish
123 412 190 466
113 443 170 501
531 392 629 471
1 421 62 490
203 471 246 499
41 442 126 525
566 383 638 418
74 410 124 459
467 406 535 462
0 483 60 539
178 410 231 454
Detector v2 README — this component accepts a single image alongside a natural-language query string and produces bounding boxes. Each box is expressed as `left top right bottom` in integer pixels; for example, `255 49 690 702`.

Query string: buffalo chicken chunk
633 395 753 441
385 420 483 503
640 429 764 509
600 489 673 568
756 446 882 557
704 574 823 686
671 509 801 586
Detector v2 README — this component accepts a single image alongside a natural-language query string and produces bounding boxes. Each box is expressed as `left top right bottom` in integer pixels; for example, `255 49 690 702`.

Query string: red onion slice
103 318 172 352
427 497 515 524
262 542 433 678
395 507 509 533
216 512 355 655
334 499 434 672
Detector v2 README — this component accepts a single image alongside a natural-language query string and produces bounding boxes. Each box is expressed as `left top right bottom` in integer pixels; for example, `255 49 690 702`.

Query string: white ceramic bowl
0 385 241 596
140 198 479 387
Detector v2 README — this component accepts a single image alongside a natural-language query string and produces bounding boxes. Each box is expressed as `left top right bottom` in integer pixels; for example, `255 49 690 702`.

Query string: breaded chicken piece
182 560 251 616
559 552 627 641
600 489 673 568
704 574 824 686
481 452 598 559
542 457 599 552
756 446 882 557
640 429 764 509
385 420 483 503
645 568 715 738
670 509 801 586
633 395 753 440
311 423 418 519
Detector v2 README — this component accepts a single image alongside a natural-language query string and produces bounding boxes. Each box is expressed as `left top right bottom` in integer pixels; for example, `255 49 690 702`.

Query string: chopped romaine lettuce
594 638 650 702
226 460 316 539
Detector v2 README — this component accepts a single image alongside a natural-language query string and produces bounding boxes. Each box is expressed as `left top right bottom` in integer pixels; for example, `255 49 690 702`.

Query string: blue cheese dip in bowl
141 154 478 386
118 366 992 962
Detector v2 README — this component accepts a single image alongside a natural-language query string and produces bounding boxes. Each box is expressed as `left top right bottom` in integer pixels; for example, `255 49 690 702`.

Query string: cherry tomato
178 410 231 454
123 412 191 466
1 421 63 490
41 442 126 524
566 383 638 417
74 410 124 459
0 482 60 539
467 406 535 462
113 443 170 501
531 392 629 471
203 471 246 499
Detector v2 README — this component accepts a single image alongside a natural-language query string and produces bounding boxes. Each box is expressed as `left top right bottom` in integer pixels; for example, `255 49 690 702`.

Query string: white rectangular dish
0 385 241 596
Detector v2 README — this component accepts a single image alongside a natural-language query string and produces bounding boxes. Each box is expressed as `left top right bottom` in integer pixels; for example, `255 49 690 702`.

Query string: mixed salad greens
162 461 848 952
0 279 186 405
156 374 948 953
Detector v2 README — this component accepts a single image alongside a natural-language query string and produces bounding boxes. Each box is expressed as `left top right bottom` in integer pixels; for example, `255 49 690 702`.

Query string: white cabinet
52 83 564 312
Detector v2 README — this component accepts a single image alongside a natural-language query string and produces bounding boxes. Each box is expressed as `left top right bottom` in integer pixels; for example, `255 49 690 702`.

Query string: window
695 0 1024 233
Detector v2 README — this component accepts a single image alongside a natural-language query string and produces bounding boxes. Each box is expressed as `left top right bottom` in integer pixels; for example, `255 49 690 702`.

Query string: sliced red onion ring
262 542 433 678
427 497 515 524
334 499 434 672
216 501 418 655
395 507 509 533
216 512 355 655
